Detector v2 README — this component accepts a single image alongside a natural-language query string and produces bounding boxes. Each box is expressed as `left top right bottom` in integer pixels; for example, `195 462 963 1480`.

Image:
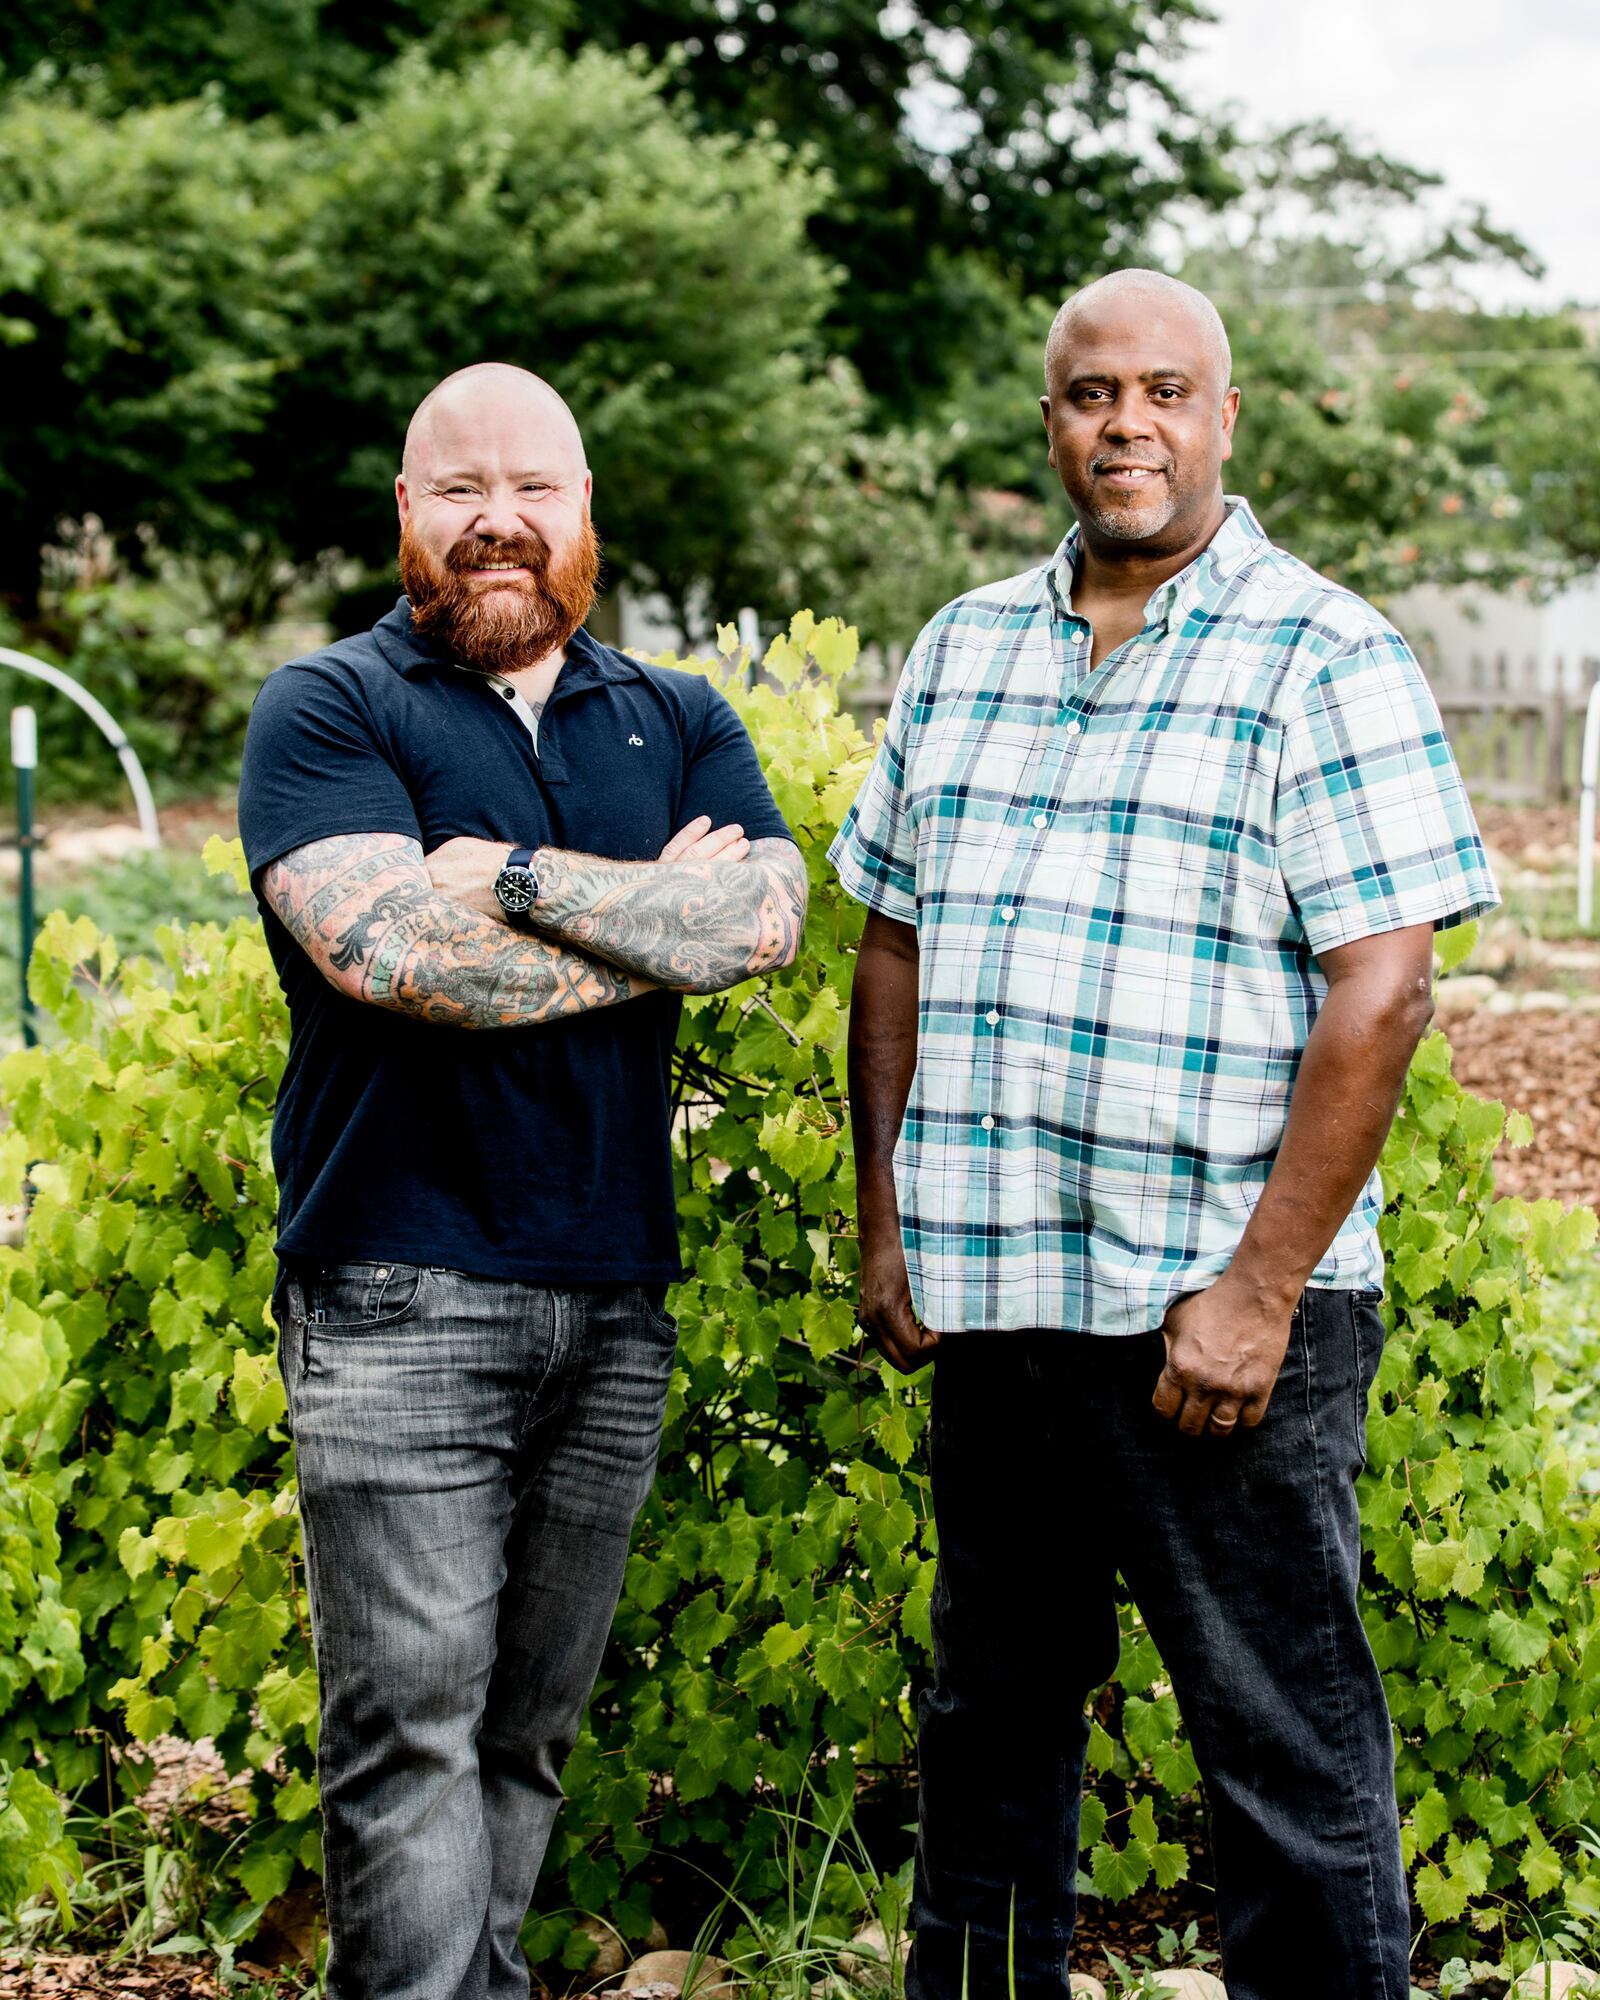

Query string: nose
1103 391 1156 442
472 488 525 543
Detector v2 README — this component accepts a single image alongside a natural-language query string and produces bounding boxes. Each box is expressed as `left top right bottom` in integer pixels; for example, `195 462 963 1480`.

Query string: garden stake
12 704 36 1046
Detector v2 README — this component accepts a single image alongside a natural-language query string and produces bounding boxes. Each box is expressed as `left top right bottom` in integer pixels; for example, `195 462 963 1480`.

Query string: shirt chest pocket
1078 706 1277 897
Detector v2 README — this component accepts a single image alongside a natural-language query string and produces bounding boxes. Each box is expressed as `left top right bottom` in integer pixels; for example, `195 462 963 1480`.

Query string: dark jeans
275 1263 678 2000
906 1288 1407 2000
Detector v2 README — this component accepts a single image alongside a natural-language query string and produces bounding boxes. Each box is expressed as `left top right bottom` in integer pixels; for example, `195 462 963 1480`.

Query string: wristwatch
493 846 539 923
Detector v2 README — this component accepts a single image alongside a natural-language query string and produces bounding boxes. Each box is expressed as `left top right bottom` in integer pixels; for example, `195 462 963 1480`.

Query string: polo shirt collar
1046 495 1268 629
371 596 641 687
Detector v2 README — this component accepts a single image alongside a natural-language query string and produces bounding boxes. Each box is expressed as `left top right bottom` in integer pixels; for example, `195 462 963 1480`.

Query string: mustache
1090 455 1171 474
445 533 550 576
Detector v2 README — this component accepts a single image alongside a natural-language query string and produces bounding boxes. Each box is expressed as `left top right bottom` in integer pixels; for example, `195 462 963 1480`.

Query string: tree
0 90 294 622
3 1 1239 417
571 0 1238 408
0 0 567 125
264 43 836 634
0 46 837 637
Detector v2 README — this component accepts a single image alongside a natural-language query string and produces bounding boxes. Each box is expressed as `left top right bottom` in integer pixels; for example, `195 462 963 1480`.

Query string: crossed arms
260 819 807 1030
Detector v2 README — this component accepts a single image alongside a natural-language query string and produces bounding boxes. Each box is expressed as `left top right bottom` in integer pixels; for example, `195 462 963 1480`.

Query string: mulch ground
0 1960 243 1999
1445 1005 1600 1210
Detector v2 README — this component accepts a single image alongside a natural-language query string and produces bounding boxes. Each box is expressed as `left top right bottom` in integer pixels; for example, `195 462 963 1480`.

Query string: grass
1 1789 323 1996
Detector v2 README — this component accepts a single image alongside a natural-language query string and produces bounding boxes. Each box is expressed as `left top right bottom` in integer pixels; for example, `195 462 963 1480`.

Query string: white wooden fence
1427 654 1600 804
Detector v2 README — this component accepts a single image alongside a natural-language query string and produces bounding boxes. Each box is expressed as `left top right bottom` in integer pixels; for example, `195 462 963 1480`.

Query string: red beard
399 515 601 672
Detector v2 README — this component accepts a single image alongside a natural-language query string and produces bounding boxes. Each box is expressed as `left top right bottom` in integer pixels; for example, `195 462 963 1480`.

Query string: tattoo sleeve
260 833 648 1028
528 837 808 994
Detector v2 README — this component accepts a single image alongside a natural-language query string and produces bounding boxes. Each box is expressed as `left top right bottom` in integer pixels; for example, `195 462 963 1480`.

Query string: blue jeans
275 1264 678 2000
906 1289 1408 2000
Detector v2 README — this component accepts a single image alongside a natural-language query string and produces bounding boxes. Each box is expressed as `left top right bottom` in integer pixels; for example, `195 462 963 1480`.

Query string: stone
838 1920 910 1989
1517 989 1572 1011
1544 944 1600 972
1151 1973 1227 1999
575 1915 627 1983
1510 1964 1600 1999
1070 1977 1108 1999
1433 973 1499 1013
612 1949 738 1997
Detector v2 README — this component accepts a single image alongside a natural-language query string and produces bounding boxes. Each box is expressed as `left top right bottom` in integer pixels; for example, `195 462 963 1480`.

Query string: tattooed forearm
528 837 807 994
261 832 648 1028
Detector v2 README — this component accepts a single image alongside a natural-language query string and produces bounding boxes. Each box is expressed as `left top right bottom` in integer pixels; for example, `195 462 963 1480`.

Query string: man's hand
1153 1275 1295 1438
425 819 751 922
657 816 750 865
858 1233 940 1375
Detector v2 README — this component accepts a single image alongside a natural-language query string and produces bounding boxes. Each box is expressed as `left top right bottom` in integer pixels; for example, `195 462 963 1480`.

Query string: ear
395 474 411 526
1039 395 1057 467
1219 387 1241 464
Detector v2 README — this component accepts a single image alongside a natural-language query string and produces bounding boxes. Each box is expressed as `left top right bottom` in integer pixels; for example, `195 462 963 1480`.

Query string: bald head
395 361 597 642
402 363 586 486
1045 270 1232 401
1038 268 1240 559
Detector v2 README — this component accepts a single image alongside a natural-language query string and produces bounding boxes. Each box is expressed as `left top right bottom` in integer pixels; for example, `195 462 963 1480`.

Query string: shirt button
999 907 1015 922
1032 811 1048 828
985 1009 1000 1026
1065 719 1082 736
980 1115 996 1131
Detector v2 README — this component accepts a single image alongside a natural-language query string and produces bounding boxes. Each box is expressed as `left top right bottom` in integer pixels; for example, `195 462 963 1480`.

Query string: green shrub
0 616 1595 1966
0 584 273 808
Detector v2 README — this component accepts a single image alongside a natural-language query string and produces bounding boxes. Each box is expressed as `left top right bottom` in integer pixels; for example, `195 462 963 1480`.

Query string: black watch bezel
494 847 539 920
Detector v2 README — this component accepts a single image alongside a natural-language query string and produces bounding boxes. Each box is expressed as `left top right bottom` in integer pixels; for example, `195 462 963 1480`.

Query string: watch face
495 865 537 915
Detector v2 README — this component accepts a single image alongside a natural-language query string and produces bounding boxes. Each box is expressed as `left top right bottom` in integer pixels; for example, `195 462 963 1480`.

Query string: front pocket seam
309 1263 427 1330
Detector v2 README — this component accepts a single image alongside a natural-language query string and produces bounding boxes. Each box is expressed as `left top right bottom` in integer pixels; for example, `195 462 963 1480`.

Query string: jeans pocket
309 1261 427 1331
1349 1293 1386 1471
635 1284 679 1343
271 1273 307 1429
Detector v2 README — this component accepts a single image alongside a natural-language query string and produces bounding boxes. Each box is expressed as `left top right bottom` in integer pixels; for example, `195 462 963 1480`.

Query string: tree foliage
0 89 293 619
0 0 567 125
0 44 835 635
0 624 1597 1972
3 0 1238 411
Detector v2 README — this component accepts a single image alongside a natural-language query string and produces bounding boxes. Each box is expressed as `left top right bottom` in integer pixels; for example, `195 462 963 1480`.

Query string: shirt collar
372 597 642 687
1045 495 1268 629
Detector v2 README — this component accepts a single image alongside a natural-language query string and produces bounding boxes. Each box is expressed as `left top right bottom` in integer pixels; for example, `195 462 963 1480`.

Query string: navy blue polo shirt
237 599 792 1284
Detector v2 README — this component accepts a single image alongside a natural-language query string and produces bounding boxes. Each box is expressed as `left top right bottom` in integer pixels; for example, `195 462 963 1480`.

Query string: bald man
238 364 806 2000
833 273 1497 1997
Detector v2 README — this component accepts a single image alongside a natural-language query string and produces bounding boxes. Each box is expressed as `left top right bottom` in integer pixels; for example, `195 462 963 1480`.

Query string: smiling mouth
1096 465 1167 486
467 563 530 579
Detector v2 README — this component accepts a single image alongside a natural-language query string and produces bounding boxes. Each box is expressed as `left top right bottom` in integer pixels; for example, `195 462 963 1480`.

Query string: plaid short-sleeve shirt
829 500 1498 1335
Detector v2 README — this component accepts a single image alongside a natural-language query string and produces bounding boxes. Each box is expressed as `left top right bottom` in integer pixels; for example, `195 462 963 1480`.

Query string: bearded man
831 273 1498 2000
238 363 805 2000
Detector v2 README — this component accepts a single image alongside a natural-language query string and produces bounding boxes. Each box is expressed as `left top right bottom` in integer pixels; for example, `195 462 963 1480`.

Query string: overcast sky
1175 0 1596 311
